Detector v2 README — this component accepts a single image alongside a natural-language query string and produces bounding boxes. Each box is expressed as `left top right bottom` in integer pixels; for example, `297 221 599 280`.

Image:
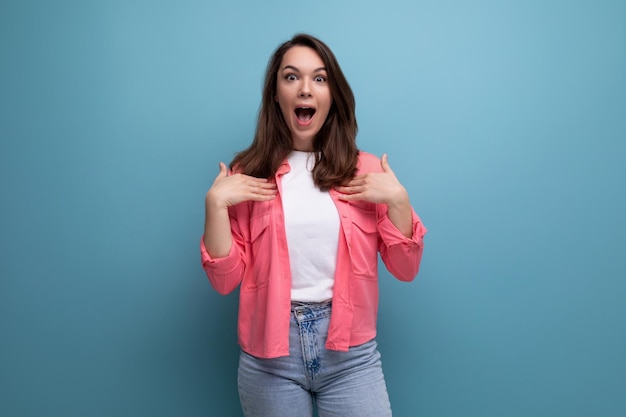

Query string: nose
299 79 312 97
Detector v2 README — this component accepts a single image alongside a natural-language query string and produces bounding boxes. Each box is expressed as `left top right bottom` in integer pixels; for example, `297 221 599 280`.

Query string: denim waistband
290 299 332 310
290 299 332 321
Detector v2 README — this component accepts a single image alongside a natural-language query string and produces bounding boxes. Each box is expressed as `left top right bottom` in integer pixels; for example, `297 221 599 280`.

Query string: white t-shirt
282 151 340 302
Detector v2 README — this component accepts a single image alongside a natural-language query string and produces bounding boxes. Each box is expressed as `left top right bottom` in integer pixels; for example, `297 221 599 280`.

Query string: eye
285 73 297 81
314 75 327 83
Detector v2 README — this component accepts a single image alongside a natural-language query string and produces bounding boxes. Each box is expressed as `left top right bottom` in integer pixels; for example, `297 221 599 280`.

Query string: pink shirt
201 152 427 358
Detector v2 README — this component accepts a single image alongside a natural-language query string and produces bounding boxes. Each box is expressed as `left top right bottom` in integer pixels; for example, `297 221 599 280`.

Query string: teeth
295 107 315 122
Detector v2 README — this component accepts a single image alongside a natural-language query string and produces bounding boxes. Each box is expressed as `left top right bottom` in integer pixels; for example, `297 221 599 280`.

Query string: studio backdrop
1 1 625 416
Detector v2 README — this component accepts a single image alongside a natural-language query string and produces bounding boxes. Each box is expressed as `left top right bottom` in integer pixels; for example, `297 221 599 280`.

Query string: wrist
205 190 229 211
386 187 410 210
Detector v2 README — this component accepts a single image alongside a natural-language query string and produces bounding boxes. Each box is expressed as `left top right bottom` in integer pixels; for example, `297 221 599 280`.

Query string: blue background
1 0 625 416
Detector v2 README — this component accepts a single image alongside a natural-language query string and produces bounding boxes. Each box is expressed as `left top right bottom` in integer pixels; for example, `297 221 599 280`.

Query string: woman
201 33 426 417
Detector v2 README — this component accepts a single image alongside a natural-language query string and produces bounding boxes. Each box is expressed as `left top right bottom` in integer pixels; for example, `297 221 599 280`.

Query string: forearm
386 190 413 238
203 197 233 258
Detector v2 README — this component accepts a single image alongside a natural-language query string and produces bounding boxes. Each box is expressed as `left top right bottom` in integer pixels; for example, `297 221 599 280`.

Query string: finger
335 185 352 193
245 178 276 190
256 181 277 189
248 190 277 201
336 186 365 197
342 178 366 187
381 153 391 173
251 182 278 193
217 162 228 178
255 190 278 198
241 174 271 183
337 192 363 201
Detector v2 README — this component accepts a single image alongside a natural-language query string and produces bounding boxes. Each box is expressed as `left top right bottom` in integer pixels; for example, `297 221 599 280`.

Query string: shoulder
356 151 383 174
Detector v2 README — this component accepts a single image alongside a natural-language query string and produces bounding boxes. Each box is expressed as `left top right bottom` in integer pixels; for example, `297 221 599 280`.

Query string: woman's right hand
203 163 276 259
206 162 277 210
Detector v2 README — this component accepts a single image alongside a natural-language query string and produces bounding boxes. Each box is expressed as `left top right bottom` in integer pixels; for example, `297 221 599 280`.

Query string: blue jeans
238 301 392 417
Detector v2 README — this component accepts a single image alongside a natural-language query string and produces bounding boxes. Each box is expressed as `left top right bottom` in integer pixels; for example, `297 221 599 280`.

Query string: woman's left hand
336 154 409 207
336 153 413 237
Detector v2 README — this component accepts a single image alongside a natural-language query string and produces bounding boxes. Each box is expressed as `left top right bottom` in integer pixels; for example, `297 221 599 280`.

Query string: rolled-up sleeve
200 237 244 294
200 205 248 295
377 207 427 282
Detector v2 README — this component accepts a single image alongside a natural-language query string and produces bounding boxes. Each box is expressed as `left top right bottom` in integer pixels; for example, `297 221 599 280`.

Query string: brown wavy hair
230 33 358 190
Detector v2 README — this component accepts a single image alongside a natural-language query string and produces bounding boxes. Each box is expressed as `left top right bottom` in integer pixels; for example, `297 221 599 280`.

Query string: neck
292 137 314 152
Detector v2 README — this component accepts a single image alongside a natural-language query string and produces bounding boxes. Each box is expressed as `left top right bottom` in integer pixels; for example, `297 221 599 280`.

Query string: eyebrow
281 65 327 73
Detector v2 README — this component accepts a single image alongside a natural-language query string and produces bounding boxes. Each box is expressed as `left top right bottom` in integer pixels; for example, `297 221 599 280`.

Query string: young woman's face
275 46 332 151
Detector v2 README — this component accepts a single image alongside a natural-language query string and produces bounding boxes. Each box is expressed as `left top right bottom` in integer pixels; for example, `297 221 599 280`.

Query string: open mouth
294 107 316 123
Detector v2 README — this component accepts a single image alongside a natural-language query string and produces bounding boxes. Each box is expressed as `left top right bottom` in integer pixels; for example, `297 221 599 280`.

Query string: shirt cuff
378 209 427 247
200 236 239 272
